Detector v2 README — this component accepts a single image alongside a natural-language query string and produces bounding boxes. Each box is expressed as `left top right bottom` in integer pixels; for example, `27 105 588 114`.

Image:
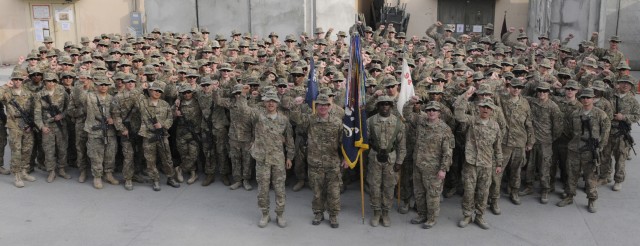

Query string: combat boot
556 197 574 207
329 214 339 228
276 212 287 228
78 170 87 183
490 199 501 215
175 167 184 183
258 211 270 228
105 172 120 185
588 199 597 213
411 215 428 224
398 200 409 214
370 210 381 227
381 210 391 227
597 178 608 185
613 182 622 191
292 180 305 192
510 193 521 205
124 180 133 191
202 174 215 186
47 171 56 183
222 175 231 186
443 188 456 198
0 166 9 175
167 177 180 188
243 180 253 191
58 168 71 179
21 170 36 182
152 181 161 191
519 186 533 196
422 217 436 229
187 171 198 185
93 177 103 189
312 212 324 225
475 215 490 230
540 191 549 204
14 173 24 188
458 216 472 228
229 181 242 190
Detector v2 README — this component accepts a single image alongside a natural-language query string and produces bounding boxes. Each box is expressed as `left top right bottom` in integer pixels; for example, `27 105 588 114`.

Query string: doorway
437 0 495 35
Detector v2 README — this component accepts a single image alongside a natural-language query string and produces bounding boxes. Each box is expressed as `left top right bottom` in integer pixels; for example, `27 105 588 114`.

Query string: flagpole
397 169 401 209
360 154 365 224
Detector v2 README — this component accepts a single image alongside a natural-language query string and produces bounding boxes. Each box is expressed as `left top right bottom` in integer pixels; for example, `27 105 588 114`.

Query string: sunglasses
565 88 577 91
425 109 439 112
181 91 193 94
98 84 110 87
511 86 524 89
124 81 136 84
294 74 304 77
277 85 287 88
200 84 211 87
537 90 550 93
379 102 393 106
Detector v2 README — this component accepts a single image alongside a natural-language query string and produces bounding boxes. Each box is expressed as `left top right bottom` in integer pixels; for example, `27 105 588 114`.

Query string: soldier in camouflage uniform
195 78 218 186
551 80 582 195
290 94 343 228
137 84 181 191
75 77 118 189
213 83 254 191
34 73 70 183
406 101 453 229
69 71 95 183
522 82 563 204
0 72 38 187
0 100 8 176
240 88 294 228
454 87 503 230
367 96 406 227
173 85 203 185
603 76 640 191
557 88 610 213
591 80 615 186
112 74 143 190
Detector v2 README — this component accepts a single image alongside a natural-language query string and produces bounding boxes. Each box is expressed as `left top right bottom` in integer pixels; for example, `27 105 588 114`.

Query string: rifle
121 98 138 142
0 102 7 123
176 101 201 144
142 99 167 152
614 97 636 155
41 95 64 131
91 94 109 145
10 98 39 133
580 115 600 174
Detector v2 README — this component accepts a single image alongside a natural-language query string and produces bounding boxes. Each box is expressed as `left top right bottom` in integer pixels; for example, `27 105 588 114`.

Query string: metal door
437 0 495 34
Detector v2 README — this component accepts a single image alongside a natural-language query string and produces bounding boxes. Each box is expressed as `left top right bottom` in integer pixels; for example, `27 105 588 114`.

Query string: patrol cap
112 72 126 81
124 74 137 82
485 23 494 30
472 72 484 81
517 33 528 40
28 67 43 75
478 98 497 109
94 76 112 86
230 83 244 94
219 63 233 71
147 83 163 92
179 85 194 93
428 85 444 94
366 78 377 87
262 91 280 103
143 65 157 75
314 27 325 34
564 80 581 90
503 72 515 80
591 80 607 92
246 76 260 86
582 57 598 68
383 77 400 87
424 101 441 111
617 62 631 71
199 77 213 85
579 88 595 98
441 64 454 72
433 72 446 81
269 32 279 38
10 71 25 80
369 63 382 72
536 82 551 91
320 87 336 96
616 75 636 87
539 58 552 69
43 36 54 43
376 95 394 105
476 84 493 95
513 64 528 73
315 93 331 105
508 78 525 87
289 67 304 75
609 35 622 43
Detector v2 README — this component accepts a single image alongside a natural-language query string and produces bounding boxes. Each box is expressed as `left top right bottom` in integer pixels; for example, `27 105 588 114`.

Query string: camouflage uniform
407 107 453 224
0 86 36 175
137 97 176 182
198 87 231 180
499 93 534 200
290 100 343 218
604 90 640 185
174 95 202 174
366 111 406 214
0 103 7 174
551 95 582 190
454 97 503 219
69 83 95 175
112 88 143 182
214 89 253 184
34 84 69 173
82 92 117 178
563 104 610 202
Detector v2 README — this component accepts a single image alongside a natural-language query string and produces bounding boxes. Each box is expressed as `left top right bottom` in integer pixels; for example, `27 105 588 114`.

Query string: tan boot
58 168 71 179
229 181 242 190
370 210 381 227
21 170 36 182
124 180 133 191
588 199 597 213
381 210 391 227
14 173 24 188
202 174 215 186
78 170 87 183
175 167 184 183
258 211 270 228
93 177 103 189
490 199 501 215
458 216 472 228
105 173 120 185
47 171 56 183
0 166 10 175
187 171 198 185
276 212 287 228
475 215 490 229
292 180 305 192
556 197 574 207
243 180 253 191
222 175 231 186
329 214 339 228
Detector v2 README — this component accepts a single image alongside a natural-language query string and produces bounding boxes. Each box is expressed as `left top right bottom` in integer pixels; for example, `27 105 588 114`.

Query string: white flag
397 59 415 117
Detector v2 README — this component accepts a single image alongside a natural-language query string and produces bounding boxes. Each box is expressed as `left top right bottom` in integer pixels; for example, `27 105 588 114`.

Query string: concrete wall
604 0 640 68
146 0 196 33
400 0 528 39
0 0 137 65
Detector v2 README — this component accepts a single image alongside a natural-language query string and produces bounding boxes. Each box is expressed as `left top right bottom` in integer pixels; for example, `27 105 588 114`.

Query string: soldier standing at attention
137 84 181 191
173 86 202 185
0 72 38 187
406 100 453 229
112 74 143 190
81 77 118 189
34 73 70 183
237 87 294 228
367 96 406 227
291 94 343 228
557 88 610 213
69 71 95 183
454 87 503 230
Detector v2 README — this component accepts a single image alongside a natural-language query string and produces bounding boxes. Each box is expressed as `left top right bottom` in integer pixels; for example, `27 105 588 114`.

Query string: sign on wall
32 5 50 19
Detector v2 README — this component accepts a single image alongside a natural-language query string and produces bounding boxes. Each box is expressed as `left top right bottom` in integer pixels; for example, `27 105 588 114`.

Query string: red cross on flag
397 59 415 117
